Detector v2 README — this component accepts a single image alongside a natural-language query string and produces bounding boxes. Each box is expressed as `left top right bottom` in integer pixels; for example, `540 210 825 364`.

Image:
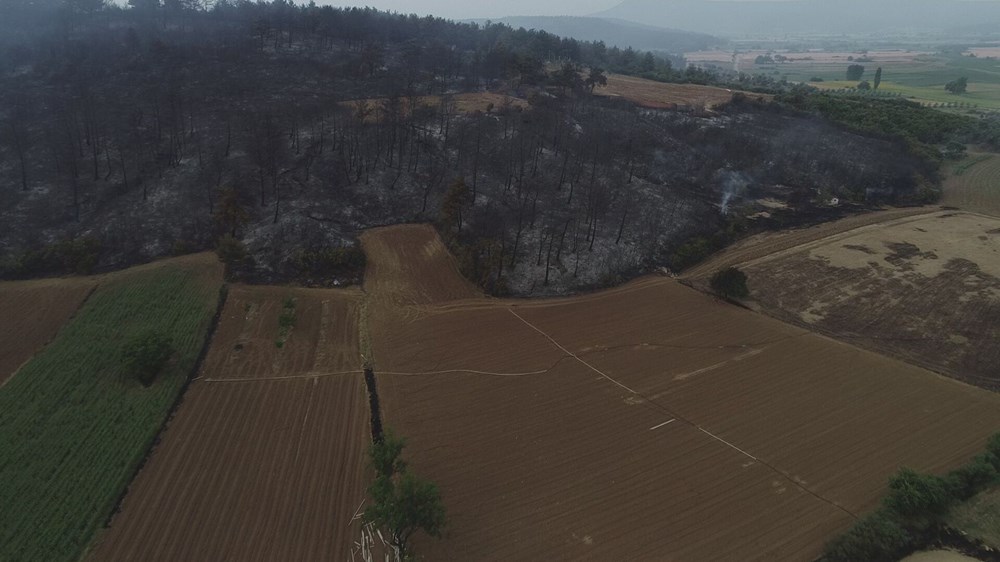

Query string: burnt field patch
741 211 1000 388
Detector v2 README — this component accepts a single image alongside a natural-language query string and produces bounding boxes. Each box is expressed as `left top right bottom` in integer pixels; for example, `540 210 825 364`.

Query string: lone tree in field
873 67 883 90
586 67 608 93
121 330 173 386
364 431 446 560
710 267 749 300
846 64 865 81
946 77 968 94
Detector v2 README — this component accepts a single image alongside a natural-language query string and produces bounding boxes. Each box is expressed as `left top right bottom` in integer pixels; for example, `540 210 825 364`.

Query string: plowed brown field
90 286 372 561
363 224 1000 561
0 277 95 385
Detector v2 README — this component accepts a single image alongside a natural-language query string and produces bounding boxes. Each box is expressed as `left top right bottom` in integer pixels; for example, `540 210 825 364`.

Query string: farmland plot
596 73 770 109
0 254 223 562
90 286 373 561
944 152 1000 217
0 276 96 385
739 211 1000 389
363 225 1000 561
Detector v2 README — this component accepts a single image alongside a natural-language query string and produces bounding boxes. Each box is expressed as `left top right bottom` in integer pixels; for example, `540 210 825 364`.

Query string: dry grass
946 486 1000 549
595 73 767 109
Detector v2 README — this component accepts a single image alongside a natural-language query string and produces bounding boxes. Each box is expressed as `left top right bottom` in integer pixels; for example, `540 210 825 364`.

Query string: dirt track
682 206 938 279
90 286 372 561
0 277 96 385
361 224 1000 561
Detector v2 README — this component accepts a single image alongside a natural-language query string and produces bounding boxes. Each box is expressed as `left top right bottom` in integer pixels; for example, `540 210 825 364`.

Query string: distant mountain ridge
468 16 718 53
596 0 1000 36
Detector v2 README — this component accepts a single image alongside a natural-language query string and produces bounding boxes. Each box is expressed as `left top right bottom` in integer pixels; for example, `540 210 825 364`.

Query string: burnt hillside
0 2 932 295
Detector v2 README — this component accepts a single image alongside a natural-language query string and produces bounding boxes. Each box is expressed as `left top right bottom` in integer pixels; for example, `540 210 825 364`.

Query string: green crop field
0 257 222 561
944 153 1000 216
751 53 1000 110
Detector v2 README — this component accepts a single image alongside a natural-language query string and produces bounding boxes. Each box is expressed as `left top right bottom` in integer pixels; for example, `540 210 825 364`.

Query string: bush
946 454 999 501
885 468 952 518
987 434 1000 463
0 236 103 279
710 267 750 299
121 330 173 386
822 510 911 562
670 237 714 271
215 235 252 280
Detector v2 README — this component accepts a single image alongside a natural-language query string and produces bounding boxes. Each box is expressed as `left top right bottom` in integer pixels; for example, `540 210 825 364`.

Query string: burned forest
0 2 936 295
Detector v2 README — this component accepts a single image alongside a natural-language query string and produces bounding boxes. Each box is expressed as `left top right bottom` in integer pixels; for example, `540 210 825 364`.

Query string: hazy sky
321 1 619 20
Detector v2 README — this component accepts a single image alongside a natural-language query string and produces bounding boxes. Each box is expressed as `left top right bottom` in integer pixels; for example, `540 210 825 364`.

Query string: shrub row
822 434 1000 562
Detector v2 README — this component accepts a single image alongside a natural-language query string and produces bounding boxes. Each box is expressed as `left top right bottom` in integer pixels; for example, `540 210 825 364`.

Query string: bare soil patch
365 224 1000 560
597 73 770 109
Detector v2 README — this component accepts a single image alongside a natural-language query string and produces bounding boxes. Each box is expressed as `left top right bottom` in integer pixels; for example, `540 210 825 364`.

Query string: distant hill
596 0 1000 37
470 16 718 53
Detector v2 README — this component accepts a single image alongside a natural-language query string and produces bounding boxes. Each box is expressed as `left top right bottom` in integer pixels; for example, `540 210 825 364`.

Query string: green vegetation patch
952 154 994 176
946 486 1000 549
0 264 222 561
275 296 296 348
822 434 1000 562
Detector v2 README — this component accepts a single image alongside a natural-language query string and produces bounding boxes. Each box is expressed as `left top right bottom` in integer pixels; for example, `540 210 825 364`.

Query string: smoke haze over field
321 0 1000 35
320 0 616 19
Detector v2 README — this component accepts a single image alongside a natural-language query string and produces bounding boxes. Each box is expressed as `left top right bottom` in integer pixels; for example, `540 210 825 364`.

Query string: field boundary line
508 308 638 394
200 370 363 383
697 428 758 461
649 419 676 430
378 368 551 377
508 306 859 522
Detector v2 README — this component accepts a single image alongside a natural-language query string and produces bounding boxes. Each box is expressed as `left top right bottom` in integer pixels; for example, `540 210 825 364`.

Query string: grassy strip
275 296 296 348
946 487 1000 549
821 434 1000 562
0 262 221 561
953 154 995 176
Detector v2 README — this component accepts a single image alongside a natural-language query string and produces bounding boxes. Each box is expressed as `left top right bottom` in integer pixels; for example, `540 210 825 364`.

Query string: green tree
822 510 911 562
945 76 968 94
585 67 608 93
846 64 865 81
710 267 749 299
215 234 252 280
857 80 871 91
364 431 446 560
884 467 951 518
121 330 173 386
873 67 883 90
552 61 583 94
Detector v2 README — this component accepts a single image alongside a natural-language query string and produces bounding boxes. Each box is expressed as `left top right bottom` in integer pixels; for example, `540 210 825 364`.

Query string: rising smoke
716 169 751 215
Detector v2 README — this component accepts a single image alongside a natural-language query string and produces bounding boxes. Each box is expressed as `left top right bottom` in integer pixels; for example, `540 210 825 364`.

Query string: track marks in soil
90 285 371 561
363 225 1000 561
